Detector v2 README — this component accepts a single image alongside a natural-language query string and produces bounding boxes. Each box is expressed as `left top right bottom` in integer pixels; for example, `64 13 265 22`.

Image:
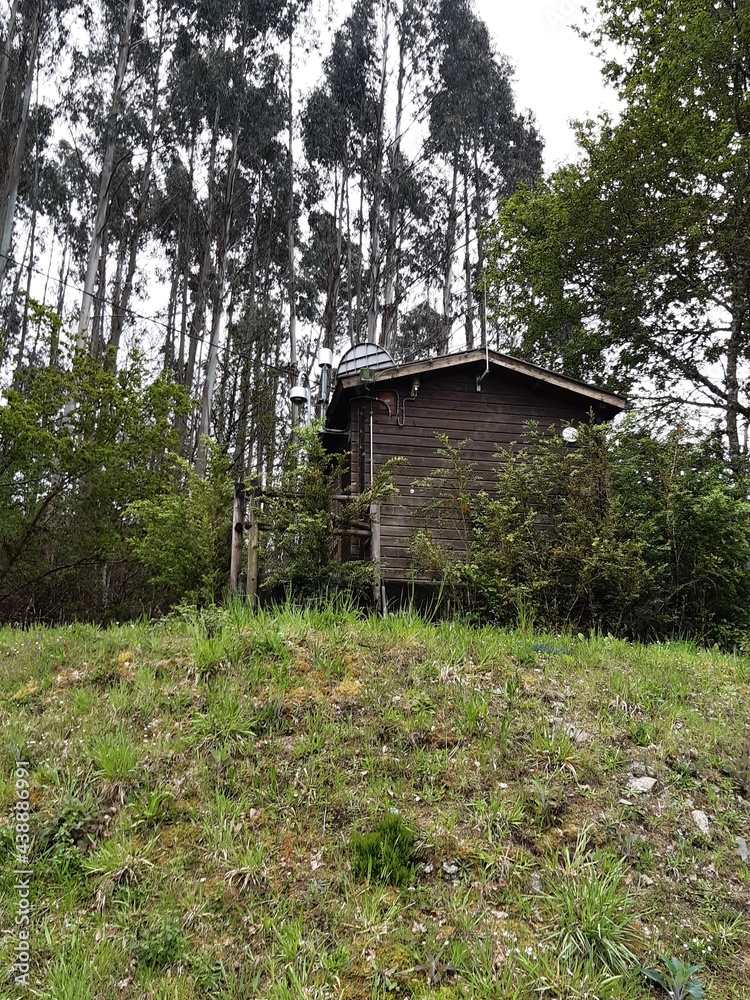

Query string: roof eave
329 349 626 415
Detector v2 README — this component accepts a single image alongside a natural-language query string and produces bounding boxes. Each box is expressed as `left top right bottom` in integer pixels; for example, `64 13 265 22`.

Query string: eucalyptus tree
163 0 291 472
488 0 750 474
427 0 542 353
0 0 69 304
0 0 41 298
302 0 378 348
73 0 141 350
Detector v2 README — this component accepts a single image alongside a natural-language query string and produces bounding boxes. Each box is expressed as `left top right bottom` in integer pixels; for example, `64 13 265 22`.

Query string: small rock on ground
691 809 710 836
626 775 657 794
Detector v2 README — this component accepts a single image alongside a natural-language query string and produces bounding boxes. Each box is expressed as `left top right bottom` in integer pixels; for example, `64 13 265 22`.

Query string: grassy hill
1 603 749 998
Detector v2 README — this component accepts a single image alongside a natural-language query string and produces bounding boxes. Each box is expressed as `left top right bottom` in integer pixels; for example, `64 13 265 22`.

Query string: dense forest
2 0 750 631
0 0 541 472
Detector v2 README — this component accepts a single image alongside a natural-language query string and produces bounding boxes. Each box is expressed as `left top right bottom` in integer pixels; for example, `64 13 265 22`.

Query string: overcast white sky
475 0 621 169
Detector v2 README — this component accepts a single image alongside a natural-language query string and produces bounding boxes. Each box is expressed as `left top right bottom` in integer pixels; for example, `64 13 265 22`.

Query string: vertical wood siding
349 367 602 581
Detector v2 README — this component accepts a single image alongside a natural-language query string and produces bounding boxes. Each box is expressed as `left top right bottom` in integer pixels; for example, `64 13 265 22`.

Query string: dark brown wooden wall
348 366 599 582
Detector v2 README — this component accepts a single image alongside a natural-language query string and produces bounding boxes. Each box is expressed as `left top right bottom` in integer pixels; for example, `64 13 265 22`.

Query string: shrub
351 812 416 886
410 421 750 643
128 441 233 607
261 422 400 603
0 351 188 622
136 916 184 970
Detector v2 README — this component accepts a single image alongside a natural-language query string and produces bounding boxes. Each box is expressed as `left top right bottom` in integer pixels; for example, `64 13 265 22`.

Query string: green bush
351 812 416 886
136 916 184 970
261 422 400 603
127 442 233 607
0 351 188 622
410 422 750 643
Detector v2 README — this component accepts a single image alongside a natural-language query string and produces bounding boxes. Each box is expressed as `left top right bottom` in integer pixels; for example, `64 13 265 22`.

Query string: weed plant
351 812 416 886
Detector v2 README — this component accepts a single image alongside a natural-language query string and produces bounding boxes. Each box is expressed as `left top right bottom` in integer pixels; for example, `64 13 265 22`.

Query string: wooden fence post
370 500 381 613
229 481 245 596
247 492 260 609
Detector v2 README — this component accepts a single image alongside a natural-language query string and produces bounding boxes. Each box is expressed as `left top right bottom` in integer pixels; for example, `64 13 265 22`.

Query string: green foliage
643 955 706 999
351 812 416 886
538 832 638 976
136 916 184 970
127 442 233 607
410 421 750 642
261 421 400 602
0 350 188 621
487 0 750 471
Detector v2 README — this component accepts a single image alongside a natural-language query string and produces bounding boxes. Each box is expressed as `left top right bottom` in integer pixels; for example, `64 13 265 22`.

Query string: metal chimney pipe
318 347 333 419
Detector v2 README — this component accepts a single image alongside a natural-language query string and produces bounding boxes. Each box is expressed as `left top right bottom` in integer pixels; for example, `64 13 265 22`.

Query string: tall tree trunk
195 117 240 477
14 99 39 380
365 0 390 343
381 8 405 355
346 171 354 344
463 170 474 351
90 228 109 359
165 256 178 371
0 0 40 297
177 131 196 382
439 149 459 355
108 21 163 369
55 225 69 342
355 173 365 342
473 144 487 347
185 107 220 392
323 164 342 350
0 0 21 123
726 292 747 476
76 0 136 349
234 178 262 477
287 25 298 422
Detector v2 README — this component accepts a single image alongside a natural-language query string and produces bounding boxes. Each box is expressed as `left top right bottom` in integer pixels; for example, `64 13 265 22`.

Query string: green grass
1 605 749 998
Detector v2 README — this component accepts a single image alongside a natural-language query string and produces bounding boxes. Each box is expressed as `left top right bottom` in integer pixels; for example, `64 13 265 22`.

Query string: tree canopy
487 0 750 472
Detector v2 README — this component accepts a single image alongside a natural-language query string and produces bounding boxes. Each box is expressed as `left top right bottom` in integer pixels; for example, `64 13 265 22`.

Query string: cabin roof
325 347 626 428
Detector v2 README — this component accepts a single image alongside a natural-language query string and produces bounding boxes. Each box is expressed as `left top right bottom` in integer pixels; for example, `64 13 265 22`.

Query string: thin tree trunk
106 224 127 359
165 256 178 371
366 0 390 343
474 144 487 347
15 103 39 379
726 293 746 476
195 117 240 477
108 23 163 369
323 164 342 350
0 0 21 123
76 0 136 349
0 0 40 297
287 25 298 420
381 8 405 355
185 109 220 394
234 179 262 476
177 131 196 382
463 170 474 351
346 171 353 344
55 225 69 341
439 149 459 355
355 174 365 341
90 228 108 359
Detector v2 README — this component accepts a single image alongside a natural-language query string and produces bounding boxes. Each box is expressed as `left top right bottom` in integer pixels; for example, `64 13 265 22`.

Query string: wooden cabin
322 347 626 608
